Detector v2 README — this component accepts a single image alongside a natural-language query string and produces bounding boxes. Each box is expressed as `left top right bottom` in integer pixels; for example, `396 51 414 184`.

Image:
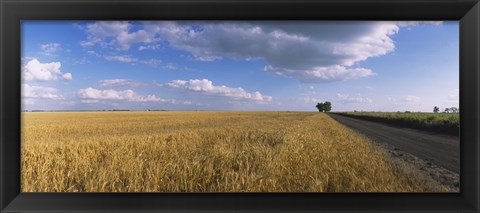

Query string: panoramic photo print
21 21 459 192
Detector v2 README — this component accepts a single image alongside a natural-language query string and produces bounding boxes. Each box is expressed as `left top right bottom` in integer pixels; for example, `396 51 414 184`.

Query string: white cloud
81 21 130 47
23 58 72 81
81 21 441 83
138 44 161 51
62 73 73 80
23 84 63 100
81 21 159 50
98 79 146 88
40 43 62 56
336 93 373 104
167 80 187 88
265 65 373 82
78 87 173 103
167 79 272 102
149 21 398 82
78 88 134 100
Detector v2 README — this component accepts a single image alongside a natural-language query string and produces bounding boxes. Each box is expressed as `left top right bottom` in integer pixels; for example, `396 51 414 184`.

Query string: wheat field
21 111 449 192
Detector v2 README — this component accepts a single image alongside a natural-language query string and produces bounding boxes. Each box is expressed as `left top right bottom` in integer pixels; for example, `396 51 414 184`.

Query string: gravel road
328 113 460 174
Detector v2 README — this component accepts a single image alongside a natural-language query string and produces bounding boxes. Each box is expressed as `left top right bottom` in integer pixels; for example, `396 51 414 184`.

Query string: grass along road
332 112 459 136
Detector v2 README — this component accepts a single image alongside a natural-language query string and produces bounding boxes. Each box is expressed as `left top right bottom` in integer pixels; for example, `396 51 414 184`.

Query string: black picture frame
1 0 479 212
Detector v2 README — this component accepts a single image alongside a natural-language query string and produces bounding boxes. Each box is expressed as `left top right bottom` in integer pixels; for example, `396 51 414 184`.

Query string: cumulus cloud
81 21 441 83
154 21 400 82
78 87 173 103
40 43 62 56
23 84 63 100
336 93 373 104
62 73 73 80
23 58 72 81
167 79 272 101
81 21 159 50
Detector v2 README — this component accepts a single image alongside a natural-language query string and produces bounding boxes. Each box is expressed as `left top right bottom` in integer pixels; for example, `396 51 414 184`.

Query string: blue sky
21 21 459 112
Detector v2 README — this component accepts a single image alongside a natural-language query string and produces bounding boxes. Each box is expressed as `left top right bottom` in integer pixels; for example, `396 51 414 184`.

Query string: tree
445 108 450 113
433 106 439 113
323 101 332 112
316 101 332 112
450 107 459 113
315 102 324 112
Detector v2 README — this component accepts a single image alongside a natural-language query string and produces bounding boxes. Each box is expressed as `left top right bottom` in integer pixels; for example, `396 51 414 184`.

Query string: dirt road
328 113 460 174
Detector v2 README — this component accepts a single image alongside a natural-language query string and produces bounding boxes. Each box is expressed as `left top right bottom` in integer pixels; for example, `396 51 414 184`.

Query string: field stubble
22 111 450 192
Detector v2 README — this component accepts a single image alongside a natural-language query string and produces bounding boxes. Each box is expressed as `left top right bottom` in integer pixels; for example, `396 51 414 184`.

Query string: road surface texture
328 113 459 174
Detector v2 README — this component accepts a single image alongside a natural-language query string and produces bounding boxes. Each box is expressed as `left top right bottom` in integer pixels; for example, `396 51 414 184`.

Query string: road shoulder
369 137 459 191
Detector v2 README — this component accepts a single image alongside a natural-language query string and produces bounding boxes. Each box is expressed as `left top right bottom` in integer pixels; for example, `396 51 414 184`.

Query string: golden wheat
21 111 448 192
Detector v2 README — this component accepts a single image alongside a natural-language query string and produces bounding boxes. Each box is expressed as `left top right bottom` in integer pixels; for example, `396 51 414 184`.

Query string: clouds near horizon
78 87 173 103
23 84 63 100
167 79 273 102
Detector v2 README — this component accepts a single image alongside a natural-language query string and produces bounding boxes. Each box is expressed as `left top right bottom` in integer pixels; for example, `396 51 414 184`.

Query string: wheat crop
21 111 449 192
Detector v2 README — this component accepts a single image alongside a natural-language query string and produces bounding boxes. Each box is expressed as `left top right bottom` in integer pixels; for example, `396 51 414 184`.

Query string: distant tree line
316 101 332 112
433 106 459 113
